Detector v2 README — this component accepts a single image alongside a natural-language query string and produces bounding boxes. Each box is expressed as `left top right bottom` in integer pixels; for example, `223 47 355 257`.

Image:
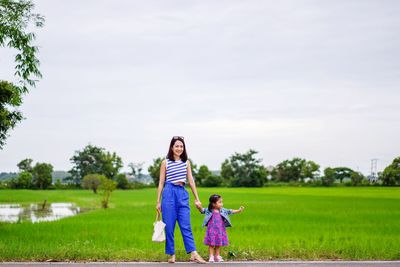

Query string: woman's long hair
167 136 188 162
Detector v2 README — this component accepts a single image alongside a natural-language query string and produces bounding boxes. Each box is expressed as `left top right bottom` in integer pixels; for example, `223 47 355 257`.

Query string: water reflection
0 202 82 223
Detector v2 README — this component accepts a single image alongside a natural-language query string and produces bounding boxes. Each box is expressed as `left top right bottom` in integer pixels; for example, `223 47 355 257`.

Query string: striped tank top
165 158 187 184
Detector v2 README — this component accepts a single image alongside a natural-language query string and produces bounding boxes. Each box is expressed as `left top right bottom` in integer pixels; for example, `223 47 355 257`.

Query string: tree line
2 144 399 190
148 149 400 187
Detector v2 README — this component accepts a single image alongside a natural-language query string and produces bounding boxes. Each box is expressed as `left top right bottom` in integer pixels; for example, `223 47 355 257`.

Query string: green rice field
0 187 399 261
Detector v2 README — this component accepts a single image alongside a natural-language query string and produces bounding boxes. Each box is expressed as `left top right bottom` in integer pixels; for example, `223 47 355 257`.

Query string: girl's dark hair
208 194 221 211
167 136 188 162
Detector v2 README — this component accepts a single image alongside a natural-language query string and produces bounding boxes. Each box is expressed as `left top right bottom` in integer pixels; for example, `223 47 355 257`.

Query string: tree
82 174 103 193
271 157 320 182
128 162 144 178
32 162 53 189
54 178 63 189
0 0 45 149
202 175 223 187
271 158 303 182
220 149 267 187
68 144 123 185
17 158 33 172
301 160 320 181
322 167 354 185
351 171 364 186
196 165 212 186
16 171 32 188
332 167 354 183
8 177 19 189
322 167 335 186
148 157 163 186
115 173 128 189
99 176 117 208
221 159 234 182
380 157 400 186
0 81 23 149
101 151 123 179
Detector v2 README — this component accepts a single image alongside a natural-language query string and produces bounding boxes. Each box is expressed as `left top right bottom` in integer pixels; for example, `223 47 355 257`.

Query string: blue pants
161 182 196 255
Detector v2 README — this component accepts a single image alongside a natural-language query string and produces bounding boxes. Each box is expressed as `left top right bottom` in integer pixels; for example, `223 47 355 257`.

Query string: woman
156 136 206 264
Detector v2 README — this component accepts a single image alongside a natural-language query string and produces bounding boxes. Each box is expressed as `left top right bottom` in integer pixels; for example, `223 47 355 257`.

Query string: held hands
194 199 204 213
239 206 245 211
194 199 202 209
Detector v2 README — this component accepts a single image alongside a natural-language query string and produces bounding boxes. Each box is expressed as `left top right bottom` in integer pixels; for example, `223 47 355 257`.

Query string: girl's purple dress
204 210 229 246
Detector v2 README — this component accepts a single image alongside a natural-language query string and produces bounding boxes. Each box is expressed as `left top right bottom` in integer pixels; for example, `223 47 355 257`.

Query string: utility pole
370 158 378 182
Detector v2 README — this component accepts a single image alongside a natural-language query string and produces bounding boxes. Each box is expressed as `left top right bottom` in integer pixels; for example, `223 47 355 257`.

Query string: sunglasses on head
173 136 184 140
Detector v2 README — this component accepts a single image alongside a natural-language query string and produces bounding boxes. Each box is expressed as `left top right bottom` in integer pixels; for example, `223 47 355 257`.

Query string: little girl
197 194 244 262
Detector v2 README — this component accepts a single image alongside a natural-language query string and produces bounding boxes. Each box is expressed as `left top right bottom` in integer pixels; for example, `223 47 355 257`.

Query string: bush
17 171 33 189
321 175 335 186
344 181 353 187
288 180 302 187
99 176 117 208
202 175 223 187
82 174 104 193
54 179 63 189
128 181 154 189
0 181 7 189
115 173 129 189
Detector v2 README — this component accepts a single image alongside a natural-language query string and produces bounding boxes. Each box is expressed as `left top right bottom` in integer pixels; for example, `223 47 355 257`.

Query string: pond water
0 202 83 223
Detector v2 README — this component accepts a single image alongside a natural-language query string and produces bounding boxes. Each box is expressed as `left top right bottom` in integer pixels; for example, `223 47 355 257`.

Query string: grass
0 187 399 261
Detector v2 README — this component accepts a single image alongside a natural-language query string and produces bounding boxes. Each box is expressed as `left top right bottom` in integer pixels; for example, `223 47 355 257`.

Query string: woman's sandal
190 252 206 264
168 254 175 263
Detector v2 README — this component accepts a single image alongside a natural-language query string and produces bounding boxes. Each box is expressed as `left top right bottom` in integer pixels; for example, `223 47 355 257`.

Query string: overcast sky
1 0 399 175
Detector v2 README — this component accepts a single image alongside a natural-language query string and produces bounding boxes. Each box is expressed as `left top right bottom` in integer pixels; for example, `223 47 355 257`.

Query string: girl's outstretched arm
231 206 245 214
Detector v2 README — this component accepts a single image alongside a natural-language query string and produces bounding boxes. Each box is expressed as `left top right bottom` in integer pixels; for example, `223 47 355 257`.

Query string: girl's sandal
190 253 206 264
168 254 175 263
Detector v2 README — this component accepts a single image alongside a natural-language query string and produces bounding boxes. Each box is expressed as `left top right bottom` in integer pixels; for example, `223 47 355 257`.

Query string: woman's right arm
156 160 166 213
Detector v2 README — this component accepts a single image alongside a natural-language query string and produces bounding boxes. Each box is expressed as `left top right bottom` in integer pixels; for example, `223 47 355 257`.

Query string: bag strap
155 211 161 222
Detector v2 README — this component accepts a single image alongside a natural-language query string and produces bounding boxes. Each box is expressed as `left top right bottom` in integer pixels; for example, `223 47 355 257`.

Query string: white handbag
152 211 166 242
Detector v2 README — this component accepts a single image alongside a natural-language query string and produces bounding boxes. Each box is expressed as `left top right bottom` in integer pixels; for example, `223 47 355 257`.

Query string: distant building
266 165 274 180
126 173 153 185
367 175 379 183
303 177 313 183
